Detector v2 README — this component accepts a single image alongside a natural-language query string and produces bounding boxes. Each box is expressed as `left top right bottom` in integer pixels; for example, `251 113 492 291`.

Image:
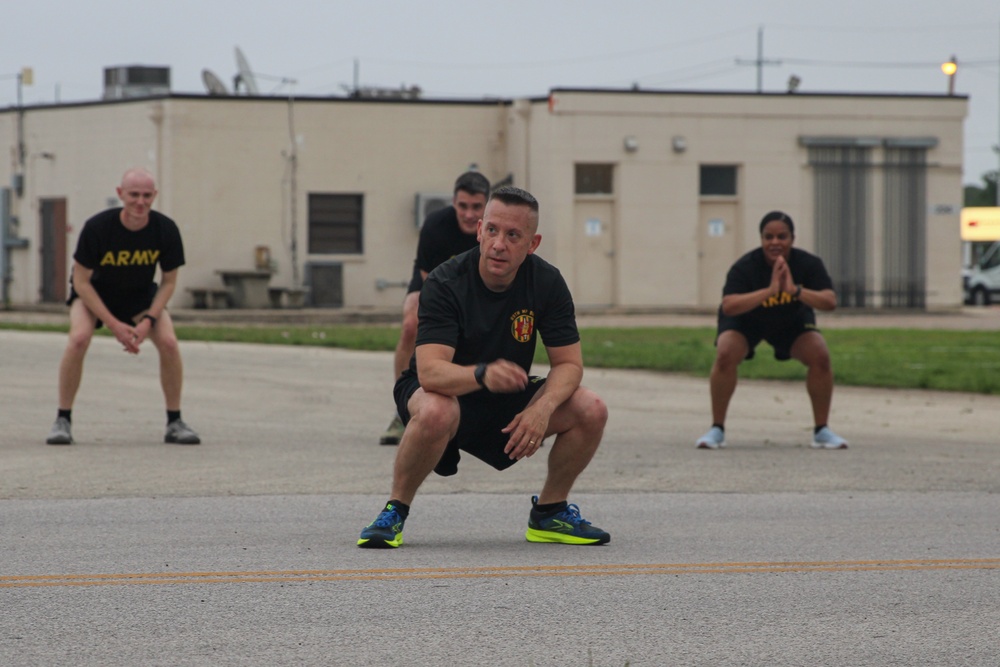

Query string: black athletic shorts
394 369 547 473
67 283 158 330
717 310 819 361
406 263 423 294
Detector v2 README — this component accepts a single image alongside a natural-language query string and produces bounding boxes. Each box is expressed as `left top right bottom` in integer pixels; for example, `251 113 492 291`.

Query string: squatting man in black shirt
358 185 610 548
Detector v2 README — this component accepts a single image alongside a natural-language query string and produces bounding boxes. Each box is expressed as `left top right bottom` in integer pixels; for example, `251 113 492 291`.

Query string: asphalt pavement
1 310 999 666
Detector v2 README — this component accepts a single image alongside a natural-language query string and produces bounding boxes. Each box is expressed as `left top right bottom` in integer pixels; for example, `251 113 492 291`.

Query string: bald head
117 167 158 225
121 167 156 189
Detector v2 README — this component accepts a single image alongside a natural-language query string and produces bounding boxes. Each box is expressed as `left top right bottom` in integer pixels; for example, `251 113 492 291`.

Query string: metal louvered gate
808 144 928 309
809 146 871 307
882 147 927 308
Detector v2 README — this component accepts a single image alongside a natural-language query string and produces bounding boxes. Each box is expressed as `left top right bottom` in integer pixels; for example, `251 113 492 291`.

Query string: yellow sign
961 207 1000 242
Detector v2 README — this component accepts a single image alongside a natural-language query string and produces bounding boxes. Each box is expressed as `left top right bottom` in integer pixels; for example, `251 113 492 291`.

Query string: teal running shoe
357 502 406 548
525 496 609 545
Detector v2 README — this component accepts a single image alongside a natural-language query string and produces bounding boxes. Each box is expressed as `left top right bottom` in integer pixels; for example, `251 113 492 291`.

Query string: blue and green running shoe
525 495 610 545
357 502 406 548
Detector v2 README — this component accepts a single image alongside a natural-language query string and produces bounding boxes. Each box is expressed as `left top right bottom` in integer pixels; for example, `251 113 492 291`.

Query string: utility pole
3 67 32 308
736 26 781 93
16 67 33 177
284 81 300 289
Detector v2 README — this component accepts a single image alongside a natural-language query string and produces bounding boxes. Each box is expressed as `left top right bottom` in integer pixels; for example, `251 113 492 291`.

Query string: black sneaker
525 495 610 545
357 502 406 548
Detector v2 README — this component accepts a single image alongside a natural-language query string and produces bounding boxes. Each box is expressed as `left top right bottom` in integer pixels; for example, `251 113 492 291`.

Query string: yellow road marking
2 558 998 588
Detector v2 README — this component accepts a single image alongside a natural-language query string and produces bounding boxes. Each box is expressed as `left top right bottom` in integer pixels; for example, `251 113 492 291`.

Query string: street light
941 56 957 96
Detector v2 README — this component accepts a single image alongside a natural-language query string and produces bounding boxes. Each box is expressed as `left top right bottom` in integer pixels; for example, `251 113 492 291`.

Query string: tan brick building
0 88 967 310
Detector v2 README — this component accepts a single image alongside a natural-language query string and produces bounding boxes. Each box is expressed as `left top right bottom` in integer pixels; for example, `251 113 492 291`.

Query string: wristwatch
474 363 488 388
794 285 802 299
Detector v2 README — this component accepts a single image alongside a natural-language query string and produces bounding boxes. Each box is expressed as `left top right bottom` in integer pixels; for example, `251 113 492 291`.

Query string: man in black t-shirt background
45 168 200 446
379 171 490 445
359 186 610 549
696 210 847 451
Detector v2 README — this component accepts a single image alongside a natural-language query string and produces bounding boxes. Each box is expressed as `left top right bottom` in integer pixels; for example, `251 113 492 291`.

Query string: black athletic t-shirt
414 247 579 375
415 206 479 275
721 247 834 331
73 208 186 299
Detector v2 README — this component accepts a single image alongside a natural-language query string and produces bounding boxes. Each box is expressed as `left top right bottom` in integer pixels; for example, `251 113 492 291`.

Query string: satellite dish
234 46 260 95
201 69 229 96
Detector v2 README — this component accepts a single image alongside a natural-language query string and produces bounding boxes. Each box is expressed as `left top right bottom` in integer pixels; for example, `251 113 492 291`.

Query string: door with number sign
698 201 740 307
573 200 615 307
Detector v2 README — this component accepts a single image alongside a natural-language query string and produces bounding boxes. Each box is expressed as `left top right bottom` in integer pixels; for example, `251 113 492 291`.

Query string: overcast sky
4 0 999 184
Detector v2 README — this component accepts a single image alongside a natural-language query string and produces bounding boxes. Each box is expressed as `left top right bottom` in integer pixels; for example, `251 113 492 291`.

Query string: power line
780 57 998 69
768 22 1000 34
318 26 751 72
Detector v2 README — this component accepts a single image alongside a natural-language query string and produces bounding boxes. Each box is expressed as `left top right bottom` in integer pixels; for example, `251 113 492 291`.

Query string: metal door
39 198 68 303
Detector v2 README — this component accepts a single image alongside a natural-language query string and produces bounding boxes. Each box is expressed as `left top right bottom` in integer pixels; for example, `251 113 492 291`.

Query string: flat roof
1 86 967 114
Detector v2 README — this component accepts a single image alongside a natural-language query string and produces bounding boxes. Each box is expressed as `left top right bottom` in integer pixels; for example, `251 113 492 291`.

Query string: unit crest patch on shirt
510 310 535 343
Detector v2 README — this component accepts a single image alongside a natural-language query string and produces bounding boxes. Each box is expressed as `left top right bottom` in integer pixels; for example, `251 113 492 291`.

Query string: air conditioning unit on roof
103 65 171 100
413 192 451 228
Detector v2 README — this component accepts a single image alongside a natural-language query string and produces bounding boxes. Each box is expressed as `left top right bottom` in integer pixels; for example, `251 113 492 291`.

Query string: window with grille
575 164 614 195
699 166 738 196
308 194 363 254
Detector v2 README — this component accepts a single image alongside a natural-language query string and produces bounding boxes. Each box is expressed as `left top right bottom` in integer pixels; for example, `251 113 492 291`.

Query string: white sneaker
696 426 726 449
46 416 74 445
811 426 848 450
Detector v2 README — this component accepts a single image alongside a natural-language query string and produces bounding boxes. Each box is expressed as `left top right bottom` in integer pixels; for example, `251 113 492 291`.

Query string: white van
965 241 1000 305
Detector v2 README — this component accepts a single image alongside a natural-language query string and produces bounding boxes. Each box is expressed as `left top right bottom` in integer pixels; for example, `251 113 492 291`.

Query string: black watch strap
143 314 158 327
474 363 488 388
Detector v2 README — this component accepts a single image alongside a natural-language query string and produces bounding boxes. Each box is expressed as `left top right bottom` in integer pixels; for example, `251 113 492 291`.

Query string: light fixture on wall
623 135 639 153
671 136 687 154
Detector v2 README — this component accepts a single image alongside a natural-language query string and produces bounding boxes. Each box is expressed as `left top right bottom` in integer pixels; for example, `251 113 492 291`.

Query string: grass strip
4 322 997 395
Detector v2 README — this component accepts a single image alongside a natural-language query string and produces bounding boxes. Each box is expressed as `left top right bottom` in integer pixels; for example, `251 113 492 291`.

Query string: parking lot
1 310 998 666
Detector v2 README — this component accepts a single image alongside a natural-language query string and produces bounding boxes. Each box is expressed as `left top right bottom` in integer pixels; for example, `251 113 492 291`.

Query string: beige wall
150 97 505 308
2 97 506 307
2 101 166 303
511 91 967 309
2 89 966 310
